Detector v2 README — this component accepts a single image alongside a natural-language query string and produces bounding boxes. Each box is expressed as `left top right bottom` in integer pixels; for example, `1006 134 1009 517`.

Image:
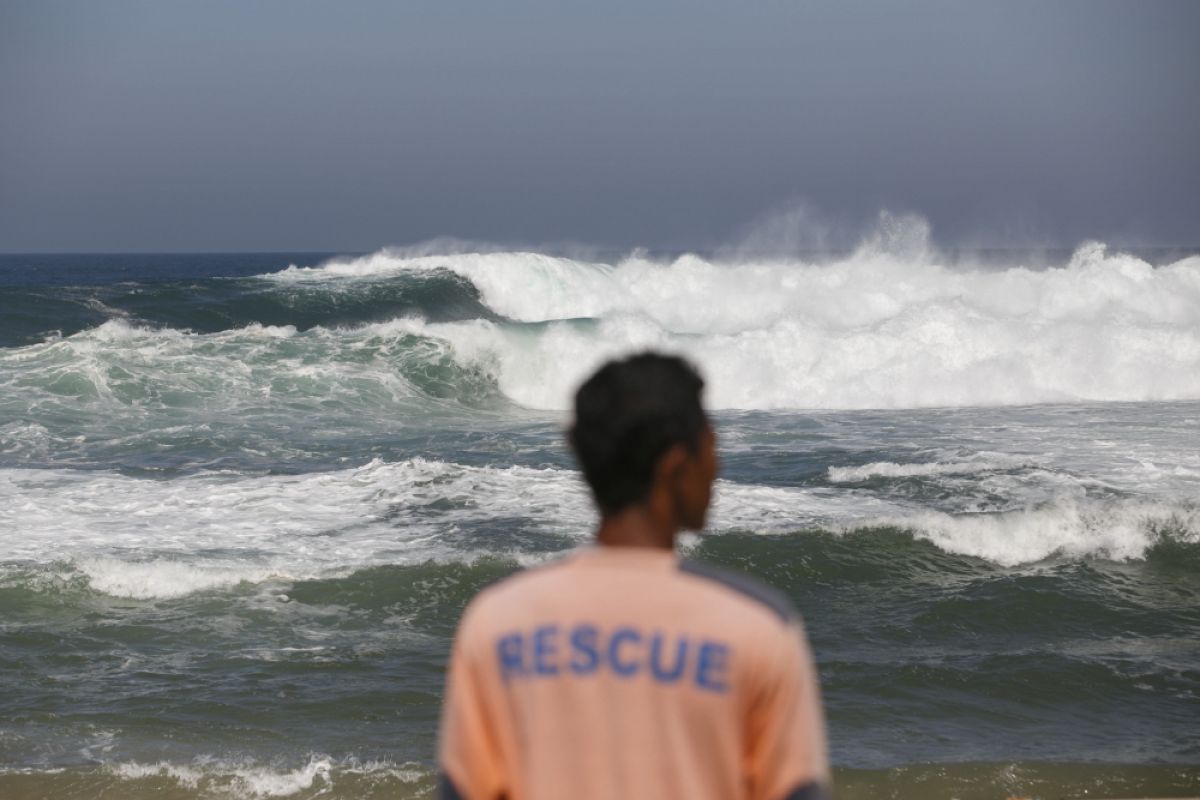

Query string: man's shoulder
677 557 797 624
457 551 799 643
458 555 575 628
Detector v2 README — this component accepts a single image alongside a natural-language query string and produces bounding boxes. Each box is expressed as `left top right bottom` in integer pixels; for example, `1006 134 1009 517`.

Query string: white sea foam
864 499 1200 566
109 756 426 798
2 453 1194 597
112 757 329 796
0 318 468 430
0 421 52 458
0 459 910 598
0 459 584 597
828 453 1037 482
266 238 1200 410
6 240 1199 414
76 558 289 600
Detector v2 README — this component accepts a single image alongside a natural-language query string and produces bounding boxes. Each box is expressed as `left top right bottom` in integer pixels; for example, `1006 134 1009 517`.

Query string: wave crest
265 241 1200 410
869 499 1200 567
3 458 1196 602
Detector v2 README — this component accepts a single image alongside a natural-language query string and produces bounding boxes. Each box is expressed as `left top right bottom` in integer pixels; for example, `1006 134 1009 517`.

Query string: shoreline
2 760 1198 800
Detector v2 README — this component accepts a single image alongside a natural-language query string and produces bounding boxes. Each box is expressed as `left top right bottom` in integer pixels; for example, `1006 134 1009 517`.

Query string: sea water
1 242 1198 799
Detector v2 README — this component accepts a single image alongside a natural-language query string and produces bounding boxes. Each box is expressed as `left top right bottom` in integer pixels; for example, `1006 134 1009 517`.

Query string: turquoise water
1 247 1199 798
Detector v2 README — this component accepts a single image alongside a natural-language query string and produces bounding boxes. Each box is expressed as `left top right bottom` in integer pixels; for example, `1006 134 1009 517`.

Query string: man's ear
654 443 689 484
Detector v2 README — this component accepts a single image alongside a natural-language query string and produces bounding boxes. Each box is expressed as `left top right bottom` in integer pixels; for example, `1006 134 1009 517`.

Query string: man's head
568 352 716 531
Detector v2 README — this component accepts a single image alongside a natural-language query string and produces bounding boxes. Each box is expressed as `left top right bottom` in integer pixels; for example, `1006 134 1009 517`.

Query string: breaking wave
268 238 1200 410
3 235 1199 412
869 499 1200 567
0 757 433 800
827 453 1037 482
2 457 1196 601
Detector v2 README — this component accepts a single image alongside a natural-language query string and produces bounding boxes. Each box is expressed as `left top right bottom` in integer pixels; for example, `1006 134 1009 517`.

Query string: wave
0 458 906 599
0 757 432 800
2 458 1196 600
3 240 1199 411
0 318 506 423
265 240 1200 410
271 239 1200 331
827 453 1037 482
3 760 1197 800
867 498 1200 567
0 458 592 598
0 268 491 347
111 758 341 798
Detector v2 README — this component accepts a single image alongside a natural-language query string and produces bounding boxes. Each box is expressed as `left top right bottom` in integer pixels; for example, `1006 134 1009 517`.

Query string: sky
1 0 1197 253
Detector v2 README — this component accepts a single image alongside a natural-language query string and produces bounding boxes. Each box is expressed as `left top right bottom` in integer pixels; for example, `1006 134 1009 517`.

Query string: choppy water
1 243 1198 799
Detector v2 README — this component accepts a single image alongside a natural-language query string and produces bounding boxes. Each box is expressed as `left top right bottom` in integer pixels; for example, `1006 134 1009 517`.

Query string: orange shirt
438 546 830 800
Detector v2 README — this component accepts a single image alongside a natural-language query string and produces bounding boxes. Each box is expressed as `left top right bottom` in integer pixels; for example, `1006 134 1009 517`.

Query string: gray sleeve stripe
438 773 465 800
679 558 796 622
782 782 830 800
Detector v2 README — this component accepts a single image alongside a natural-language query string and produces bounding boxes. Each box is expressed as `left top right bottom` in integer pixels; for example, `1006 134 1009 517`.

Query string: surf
268 239 1200 410
5 239 1200 412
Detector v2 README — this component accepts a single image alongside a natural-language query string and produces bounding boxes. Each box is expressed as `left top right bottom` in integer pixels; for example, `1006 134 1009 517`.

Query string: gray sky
2 0 1197 253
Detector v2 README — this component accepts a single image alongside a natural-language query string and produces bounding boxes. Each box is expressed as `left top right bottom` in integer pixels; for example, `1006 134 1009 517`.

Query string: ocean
1 242 1198 799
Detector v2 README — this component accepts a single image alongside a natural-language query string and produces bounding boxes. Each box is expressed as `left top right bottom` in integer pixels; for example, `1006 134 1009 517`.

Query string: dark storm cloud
1 0 1197 252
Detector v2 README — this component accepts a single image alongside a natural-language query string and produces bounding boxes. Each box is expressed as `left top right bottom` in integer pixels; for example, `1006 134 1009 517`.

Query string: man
439 353 830 800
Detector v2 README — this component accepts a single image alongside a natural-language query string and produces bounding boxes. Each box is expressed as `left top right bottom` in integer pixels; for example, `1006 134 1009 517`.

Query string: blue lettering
499 626 728 689
608 627 641 677
569 624 600 675
533 624 559 676
648 632 687 683
695 641 730 693
497 632 525 681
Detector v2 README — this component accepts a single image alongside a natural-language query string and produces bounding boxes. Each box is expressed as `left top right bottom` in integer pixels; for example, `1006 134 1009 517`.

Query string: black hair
568 352 708 516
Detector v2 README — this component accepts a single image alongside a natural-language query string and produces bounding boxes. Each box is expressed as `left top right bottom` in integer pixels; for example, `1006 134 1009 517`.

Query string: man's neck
595 503 677 550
